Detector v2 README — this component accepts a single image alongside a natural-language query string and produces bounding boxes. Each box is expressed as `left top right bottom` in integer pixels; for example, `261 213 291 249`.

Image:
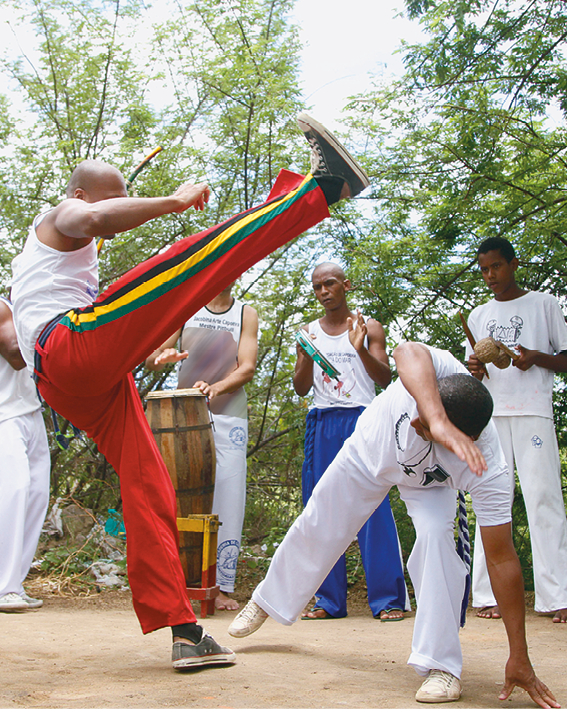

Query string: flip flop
378 608 404 622
301 607 332 620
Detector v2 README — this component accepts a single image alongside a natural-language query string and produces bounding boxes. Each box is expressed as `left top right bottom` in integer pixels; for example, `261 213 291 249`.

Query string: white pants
472 416 567 612
253 436 467 678
0 410 50 597
212 414 247 593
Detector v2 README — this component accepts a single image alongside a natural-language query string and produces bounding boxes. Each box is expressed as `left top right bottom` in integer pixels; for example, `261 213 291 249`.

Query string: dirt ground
1 589 566 709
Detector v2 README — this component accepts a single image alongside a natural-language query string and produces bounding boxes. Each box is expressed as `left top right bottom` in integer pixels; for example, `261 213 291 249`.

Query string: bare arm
145 330 184 370
0 301 26 371
481 523 559 708
293 325 314 396
513 347 567 373
393 342 487 475
37 182 210 251
193 305 259 400
347 311 391 388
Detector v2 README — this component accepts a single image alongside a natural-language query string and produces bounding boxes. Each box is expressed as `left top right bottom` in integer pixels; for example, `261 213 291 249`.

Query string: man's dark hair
438 374 493 438
477 236 516 263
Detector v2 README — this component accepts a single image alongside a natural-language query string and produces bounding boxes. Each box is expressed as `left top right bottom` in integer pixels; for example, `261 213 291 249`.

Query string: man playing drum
10 114 369 670
147 281 258 611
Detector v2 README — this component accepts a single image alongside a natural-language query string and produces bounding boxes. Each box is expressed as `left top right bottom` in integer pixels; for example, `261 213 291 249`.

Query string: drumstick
495 340 520 361
459 311 489 379
97 146 164 254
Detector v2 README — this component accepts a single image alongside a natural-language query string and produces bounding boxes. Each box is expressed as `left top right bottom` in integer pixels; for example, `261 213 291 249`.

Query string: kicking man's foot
476 605 501 619
297 113 370 201
228 599 268 638
552 608 567 623
415 670 462 703
215 591 239 611
171 623 236 670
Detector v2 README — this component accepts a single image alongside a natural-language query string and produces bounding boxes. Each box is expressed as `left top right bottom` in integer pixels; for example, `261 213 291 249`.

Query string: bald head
66 160 127 201
311 262 346 283
311 262 351 313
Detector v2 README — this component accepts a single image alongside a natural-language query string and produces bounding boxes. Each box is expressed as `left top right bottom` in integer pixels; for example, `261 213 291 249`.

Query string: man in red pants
10 114 369 670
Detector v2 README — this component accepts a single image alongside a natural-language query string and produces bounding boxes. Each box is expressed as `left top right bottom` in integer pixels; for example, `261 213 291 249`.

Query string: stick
495 340 520 361
459 311 489 379
97 146 164 254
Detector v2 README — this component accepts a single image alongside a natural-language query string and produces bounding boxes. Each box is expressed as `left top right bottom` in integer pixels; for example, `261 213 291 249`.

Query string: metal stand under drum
177 513 221 618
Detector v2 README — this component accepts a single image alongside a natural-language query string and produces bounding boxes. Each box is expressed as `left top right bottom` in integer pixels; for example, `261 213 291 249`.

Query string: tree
0 0 333 532
336 0 567 586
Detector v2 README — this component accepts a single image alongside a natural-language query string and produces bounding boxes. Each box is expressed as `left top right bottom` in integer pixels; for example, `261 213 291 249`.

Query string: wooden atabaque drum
145 388 216 586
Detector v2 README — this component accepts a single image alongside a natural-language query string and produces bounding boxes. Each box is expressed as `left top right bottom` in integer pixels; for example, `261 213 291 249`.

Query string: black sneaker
297 113 370 198
172 633 236 670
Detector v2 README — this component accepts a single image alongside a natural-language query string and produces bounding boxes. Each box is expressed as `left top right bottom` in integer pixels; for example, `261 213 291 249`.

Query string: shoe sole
297 113 370 192
173 651 236 669
415 695 461 703
0 606 29 612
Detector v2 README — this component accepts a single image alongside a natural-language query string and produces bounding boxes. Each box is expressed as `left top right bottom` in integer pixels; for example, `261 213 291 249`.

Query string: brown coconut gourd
474 337 512 369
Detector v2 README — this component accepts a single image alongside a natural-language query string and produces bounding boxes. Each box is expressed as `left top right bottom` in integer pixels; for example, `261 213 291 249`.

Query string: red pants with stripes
35 171 329 633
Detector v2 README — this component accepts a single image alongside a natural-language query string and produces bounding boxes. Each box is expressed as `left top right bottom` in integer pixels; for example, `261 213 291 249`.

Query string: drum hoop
146 388 205 400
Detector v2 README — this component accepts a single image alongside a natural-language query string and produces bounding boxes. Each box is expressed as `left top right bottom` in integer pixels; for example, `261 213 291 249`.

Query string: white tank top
11 211 99 371
0 297 41 423
177 298 247 418
309 318 376 409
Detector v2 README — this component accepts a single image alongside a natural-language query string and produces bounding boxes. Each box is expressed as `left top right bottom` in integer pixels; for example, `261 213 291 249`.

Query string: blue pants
302 406 407 617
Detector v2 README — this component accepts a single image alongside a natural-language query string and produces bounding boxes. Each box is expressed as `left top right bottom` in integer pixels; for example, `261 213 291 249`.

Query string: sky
290 0 424 130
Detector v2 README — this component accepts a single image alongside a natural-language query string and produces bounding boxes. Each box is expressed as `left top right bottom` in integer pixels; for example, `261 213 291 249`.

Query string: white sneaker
415 670 462 703
228 600 268 638
21 592 43 609
0 593 29 612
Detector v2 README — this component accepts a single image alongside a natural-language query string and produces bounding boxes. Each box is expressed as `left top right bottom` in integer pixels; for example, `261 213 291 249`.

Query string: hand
347 310 367 352
193 380 222 400
512 344 537 371
500 657 560 708
466 353 488 380
427 416 487 476
153 348 188 366
171 182 210 213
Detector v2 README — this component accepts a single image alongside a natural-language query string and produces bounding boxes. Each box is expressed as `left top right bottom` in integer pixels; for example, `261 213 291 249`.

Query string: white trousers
472 416 567 612
253 435 467 678
212 414 247 593
0 409 50 596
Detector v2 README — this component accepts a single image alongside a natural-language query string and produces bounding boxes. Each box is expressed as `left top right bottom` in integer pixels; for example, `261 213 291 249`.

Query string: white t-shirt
465 291 567 419
11 212 99 372
352 347 510 527
309 318 376 409
0 298 41 423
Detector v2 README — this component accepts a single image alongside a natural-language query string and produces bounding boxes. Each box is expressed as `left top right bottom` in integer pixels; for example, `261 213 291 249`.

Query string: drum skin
145 388 216 586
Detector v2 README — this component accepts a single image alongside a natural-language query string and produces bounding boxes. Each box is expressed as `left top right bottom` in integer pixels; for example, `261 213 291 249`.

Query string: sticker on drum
217 539 240 585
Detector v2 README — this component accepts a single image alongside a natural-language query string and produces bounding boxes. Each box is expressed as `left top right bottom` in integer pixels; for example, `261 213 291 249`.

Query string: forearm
481 525 529 659
531 351 567 373
294 353 314 396
56 196 183 239
393 342 446 426
145 348 167 371
209 364 255 397
488 555 529 657
357 346 391 388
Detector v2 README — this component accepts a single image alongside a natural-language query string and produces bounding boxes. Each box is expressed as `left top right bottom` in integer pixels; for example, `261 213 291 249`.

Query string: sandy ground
0 591 565 709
